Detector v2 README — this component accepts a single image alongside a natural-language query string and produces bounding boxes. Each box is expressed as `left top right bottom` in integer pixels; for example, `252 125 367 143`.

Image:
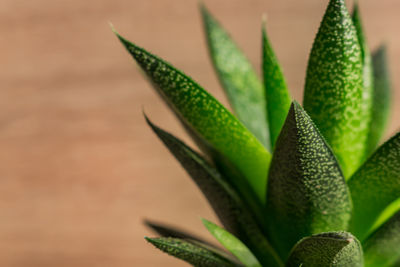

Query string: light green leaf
303 0 367 178
286 232 363 267
266 102 352 259
145 237 240 267
200 4 270 150
352 2 374 161
348 132 400 241
114 31 271 202
146 117 282 267
262 19 291 148
363 211 400 267
366 44 392 156
202 219 262 267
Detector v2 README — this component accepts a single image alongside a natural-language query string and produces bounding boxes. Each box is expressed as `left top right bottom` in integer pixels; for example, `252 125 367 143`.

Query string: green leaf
286 232 363 267
145 117 282 267
145 237 239 267
144 220 215 247
262 19 291 148
366 44 392 156
114 30 271 202
266 102 352 259
202 219 261 267
363 211 400 267
200 5 271 150
303 0 367 178
352 2 374 161
348 132 400 241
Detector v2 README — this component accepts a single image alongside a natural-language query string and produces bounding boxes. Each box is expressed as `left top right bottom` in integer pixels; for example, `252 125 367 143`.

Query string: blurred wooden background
0 0 399 266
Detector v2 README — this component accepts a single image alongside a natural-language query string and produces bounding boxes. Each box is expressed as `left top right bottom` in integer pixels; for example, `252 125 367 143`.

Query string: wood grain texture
0 0 399 266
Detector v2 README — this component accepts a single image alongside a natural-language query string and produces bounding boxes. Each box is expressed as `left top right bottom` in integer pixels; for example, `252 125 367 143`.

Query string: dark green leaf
366 44 392 156
145 117 283 267
200 5 270 150
144 220 214 247
352 2 374 161
145 237 239 267
348 132 400 241
114 30 271 202
202 219 261 267
363 211 400 267
303 0 367 178
286 232 363 267
262 19 291 148
266 102 352 259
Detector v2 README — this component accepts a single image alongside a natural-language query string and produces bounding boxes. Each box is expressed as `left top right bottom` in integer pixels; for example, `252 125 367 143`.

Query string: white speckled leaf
114 31 271 202
363 211 400 267
266 102 352 259
348 132 400 241
201 5 271 150
203 219 262 267
303 0 367 178
145 237 240 267
286 232 363 267
145 117 282 267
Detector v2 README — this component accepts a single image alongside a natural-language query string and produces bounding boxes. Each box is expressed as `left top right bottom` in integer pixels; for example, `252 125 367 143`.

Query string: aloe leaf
363 211 400 267
200 5 270 150
366 44 392 156
266 102 352 259
352 2 374 161
262 19 291 148
202 219 262 267
145 117 283 267
303 0 367 178
114 31 271 202
348 132 400 241
144 220 214 246
145 237 240 267
286 232 363 267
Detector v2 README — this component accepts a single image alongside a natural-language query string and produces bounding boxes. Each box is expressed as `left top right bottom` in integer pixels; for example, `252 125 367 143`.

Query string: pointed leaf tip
303 0 367 178
267 101 351 259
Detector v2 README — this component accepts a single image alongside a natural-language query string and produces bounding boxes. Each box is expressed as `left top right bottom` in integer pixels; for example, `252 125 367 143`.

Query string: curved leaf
286 232 363 267
262 19 291 148
348 132 400 241
366 44 392 156
146 117 282 267
363 211 400 267
114 31 271 202
145 237 239 267
266 102 352 259
303 0 367 178
200 4 270 150
203 219 261 267
352 2 374 161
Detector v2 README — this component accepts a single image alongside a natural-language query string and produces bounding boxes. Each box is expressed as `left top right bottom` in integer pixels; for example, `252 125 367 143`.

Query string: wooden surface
0 0 399 266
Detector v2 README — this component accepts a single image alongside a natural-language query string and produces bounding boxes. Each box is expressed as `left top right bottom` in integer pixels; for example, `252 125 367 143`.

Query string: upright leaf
366 44 392 156
363 211 400 267
146 117 282 267
114 31 271 202
303 0 366 178
348 132 400 241
145 237 239 267
200 5 271 150
203 219 262 267
286 232 363 267
262 19 291 148
266 102 352 259
352 2 374 160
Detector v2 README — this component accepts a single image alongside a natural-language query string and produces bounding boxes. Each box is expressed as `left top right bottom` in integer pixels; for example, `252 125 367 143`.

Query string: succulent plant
113 0 398 266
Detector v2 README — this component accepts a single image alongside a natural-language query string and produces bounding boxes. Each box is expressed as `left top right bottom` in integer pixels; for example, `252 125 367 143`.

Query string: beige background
0 0 399 266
